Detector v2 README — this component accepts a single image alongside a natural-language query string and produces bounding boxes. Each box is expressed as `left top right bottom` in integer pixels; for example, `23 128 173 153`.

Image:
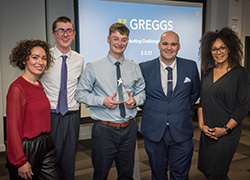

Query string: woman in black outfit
197 27 250 180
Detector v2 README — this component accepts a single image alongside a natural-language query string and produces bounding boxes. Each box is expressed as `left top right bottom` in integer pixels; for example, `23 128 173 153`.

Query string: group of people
5 15 250 180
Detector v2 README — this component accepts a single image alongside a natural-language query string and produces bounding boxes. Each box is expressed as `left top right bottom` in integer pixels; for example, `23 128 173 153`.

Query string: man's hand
18 162 34 179
103 92 121 109
125 91 136 109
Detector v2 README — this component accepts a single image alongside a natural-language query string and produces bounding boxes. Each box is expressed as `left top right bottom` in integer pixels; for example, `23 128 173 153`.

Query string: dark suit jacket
139 57 200 143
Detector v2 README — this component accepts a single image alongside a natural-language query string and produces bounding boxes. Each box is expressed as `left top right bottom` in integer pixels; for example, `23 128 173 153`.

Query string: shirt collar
53 45 72 60
107 53 125 65
159 57 176 70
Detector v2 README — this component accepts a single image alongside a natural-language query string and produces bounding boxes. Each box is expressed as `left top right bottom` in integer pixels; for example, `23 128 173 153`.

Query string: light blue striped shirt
75 54 146 123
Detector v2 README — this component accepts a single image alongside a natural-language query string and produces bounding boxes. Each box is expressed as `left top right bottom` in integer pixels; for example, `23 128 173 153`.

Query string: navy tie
56 55 68 116
115 61 126 118
166 67 173 97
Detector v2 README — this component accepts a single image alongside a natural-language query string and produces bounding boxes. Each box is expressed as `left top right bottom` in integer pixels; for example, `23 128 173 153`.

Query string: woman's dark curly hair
9 39 52 70
200 27 243 76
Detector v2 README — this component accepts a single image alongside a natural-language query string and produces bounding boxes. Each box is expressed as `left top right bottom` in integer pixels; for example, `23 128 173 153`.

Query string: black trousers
92 120 138 180
6 133 61 180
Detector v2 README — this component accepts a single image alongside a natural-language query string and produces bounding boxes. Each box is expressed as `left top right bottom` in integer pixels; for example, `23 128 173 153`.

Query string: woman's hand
199 124 218 140
18 162 34 179
213 127 227 138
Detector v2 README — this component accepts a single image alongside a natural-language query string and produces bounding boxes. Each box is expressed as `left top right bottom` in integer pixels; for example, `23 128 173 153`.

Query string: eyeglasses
110 36 128 44
211 46 228 54
54 29 74 36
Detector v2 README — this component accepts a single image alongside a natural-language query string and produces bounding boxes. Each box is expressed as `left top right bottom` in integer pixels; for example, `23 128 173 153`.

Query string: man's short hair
109 23 130 37
52 16 75 32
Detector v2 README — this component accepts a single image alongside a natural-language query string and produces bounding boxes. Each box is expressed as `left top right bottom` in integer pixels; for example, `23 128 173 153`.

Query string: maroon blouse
6 76 51 167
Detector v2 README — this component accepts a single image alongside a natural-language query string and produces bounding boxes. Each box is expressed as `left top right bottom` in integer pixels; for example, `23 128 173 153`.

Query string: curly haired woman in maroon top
6 39 61 180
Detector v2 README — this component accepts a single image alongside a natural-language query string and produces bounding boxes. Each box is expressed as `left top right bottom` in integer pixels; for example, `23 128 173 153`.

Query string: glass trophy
115 77 130 103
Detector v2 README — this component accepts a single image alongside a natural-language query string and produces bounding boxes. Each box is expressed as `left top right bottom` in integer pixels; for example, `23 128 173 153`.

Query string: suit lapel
171 58 184 98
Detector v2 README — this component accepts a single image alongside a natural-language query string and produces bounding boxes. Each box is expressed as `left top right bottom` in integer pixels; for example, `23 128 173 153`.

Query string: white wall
45 0 75 48
205 0 229 32
0 35 4 151
0 0 47 151
244 0 250 36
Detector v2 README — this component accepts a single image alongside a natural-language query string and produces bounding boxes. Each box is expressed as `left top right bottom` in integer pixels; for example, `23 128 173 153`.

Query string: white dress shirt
159 58 177 96
40 46 84 111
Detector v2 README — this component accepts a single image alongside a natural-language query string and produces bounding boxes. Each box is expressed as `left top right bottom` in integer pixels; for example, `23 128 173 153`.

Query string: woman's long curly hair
9 39 52 70
200 27 243 76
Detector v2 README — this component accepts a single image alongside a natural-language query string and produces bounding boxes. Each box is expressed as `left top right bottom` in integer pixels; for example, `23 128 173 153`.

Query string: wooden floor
0 115 250 180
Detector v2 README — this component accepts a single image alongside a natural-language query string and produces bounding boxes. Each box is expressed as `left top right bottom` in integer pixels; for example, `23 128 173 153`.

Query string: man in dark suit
139 31 200 180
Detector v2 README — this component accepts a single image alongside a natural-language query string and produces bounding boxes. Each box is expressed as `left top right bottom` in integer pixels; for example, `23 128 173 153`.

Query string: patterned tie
166 67 173 97
56 55 68 115
115 61 126 118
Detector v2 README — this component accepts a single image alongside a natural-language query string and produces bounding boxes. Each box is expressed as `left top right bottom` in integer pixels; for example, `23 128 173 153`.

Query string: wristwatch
223 125 232 134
